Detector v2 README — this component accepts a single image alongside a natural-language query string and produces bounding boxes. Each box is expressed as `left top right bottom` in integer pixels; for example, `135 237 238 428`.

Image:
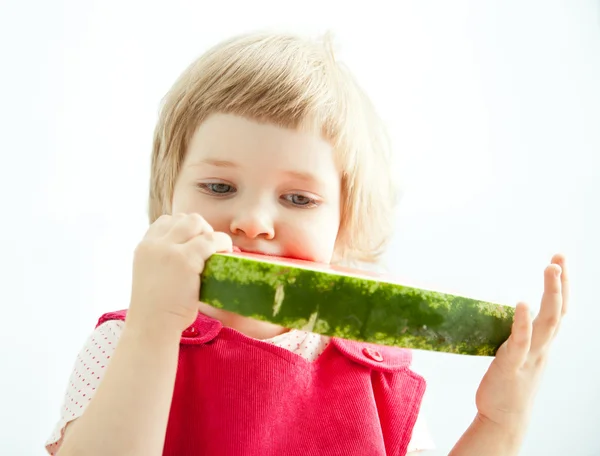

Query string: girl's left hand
474 254 569 432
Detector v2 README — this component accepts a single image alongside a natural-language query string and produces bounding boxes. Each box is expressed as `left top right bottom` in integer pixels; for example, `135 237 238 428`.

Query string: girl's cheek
284 237 333 264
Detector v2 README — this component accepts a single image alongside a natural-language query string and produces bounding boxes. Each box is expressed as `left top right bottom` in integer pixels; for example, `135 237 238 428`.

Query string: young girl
46 31 568 456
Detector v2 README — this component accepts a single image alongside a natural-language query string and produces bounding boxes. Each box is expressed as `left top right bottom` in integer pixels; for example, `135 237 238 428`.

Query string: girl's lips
232 246 275 256
232 246 287 258
229 247 325 267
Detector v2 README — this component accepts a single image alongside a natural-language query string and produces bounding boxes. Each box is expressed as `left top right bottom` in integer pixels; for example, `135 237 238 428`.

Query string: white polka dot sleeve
45 320 124 455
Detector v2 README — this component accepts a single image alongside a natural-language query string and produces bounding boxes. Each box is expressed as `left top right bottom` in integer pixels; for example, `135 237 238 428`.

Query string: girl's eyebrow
192 158 322 185
193 158 238 168
282 169 320 184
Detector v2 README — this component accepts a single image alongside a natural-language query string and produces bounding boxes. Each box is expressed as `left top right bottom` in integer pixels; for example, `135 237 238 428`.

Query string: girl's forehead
185 114 340 179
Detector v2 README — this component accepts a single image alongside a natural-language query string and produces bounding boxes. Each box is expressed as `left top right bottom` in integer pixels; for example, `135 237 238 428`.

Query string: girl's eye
281 193 319 208
198 183 236 195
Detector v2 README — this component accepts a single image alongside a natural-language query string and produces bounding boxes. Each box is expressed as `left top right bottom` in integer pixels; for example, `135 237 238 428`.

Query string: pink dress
47 309 435 455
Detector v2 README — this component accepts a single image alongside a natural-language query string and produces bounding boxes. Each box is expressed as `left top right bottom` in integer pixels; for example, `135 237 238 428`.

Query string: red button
362 347 383 362
182 326 199 337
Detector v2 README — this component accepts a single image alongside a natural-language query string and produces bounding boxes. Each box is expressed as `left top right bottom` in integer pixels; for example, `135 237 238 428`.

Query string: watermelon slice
200 252 514 356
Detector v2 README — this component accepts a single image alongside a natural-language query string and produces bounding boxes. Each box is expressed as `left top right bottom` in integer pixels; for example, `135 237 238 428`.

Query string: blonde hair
149 30 397 264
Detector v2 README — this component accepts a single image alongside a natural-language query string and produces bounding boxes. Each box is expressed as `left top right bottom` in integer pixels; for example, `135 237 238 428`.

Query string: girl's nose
229 209 275 240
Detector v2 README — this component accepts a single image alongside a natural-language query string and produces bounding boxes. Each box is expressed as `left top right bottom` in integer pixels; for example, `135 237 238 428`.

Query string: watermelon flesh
200 252 515 356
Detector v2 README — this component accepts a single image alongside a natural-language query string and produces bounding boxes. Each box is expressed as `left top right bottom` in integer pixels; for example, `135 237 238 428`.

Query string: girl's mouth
232 246 281 257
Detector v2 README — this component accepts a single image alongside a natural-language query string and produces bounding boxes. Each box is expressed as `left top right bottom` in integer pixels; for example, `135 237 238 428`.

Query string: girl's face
172 113 342 264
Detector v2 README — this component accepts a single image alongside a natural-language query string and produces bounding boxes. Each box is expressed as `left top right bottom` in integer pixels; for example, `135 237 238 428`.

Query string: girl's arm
56 213 232 455
57 323 181 456
450 254 568 456
448 413 525 455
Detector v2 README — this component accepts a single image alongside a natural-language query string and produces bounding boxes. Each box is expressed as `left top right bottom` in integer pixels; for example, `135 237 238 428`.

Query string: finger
167 213 214 244
144 214 173 239
549 253 569 341
503 302 533 369
551 253 569 317
530 264 563 356
184 231 233 272
203 231 233 253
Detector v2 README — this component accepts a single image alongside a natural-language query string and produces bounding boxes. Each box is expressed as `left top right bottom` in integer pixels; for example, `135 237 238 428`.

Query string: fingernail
555 266 562 277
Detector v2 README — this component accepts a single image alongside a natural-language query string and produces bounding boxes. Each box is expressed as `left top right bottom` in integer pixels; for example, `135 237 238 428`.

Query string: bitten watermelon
199 252 514 356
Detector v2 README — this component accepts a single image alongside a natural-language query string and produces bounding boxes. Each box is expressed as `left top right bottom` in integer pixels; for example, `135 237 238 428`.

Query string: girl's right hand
126 213 233 335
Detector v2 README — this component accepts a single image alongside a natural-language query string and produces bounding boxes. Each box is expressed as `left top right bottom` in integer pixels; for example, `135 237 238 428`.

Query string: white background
1 0 599 455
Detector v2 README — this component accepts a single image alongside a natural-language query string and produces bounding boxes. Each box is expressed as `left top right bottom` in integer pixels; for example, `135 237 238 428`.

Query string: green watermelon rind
200 254 515 357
